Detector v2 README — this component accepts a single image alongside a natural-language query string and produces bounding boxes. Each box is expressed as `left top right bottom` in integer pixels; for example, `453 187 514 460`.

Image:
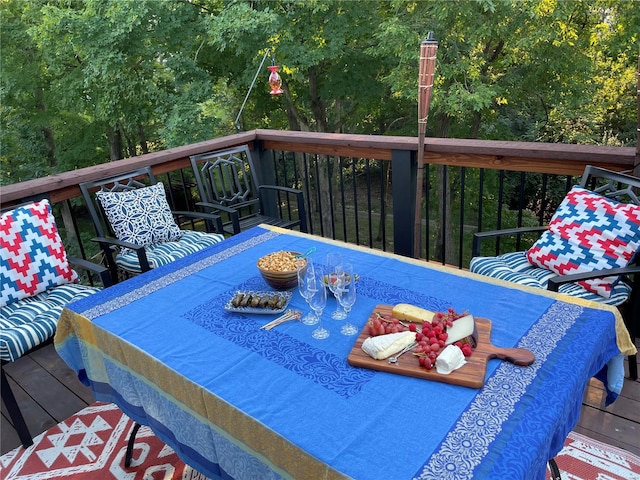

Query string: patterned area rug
1 402 639 479
0 403 209 479
545 430 640 480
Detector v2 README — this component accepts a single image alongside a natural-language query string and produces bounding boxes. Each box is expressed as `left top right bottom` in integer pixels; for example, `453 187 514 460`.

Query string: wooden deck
2 343 639 458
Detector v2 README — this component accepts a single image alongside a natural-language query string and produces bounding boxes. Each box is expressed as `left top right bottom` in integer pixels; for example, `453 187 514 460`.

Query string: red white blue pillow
1 200 78 307
96 183 183 249
526 186 640 298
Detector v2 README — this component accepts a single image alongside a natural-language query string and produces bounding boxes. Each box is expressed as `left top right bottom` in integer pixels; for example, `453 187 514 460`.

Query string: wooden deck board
29 345 95 405
2 344 639 458
1 360 59 439
1 346 94 455
5 353 88 423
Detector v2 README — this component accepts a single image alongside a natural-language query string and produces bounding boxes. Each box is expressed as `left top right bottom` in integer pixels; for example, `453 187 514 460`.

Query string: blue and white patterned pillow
526 186 640 298
96 183 184 248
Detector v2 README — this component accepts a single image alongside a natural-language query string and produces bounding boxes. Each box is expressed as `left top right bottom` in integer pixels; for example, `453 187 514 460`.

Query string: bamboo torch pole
635 45 639 178
413 33 438 259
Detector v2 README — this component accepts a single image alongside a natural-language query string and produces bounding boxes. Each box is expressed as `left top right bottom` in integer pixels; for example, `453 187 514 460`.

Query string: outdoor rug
0 402 208 479
1 402 639 479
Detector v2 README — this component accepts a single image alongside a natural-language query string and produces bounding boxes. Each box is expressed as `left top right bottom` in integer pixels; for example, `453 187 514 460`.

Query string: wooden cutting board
346 305 535 388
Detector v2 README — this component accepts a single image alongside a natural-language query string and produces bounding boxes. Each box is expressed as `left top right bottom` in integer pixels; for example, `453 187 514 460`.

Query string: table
55 225 636 480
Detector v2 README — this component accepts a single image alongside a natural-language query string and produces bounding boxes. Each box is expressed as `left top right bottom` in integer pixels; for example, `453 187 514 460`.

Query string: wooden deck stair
2 343 639 457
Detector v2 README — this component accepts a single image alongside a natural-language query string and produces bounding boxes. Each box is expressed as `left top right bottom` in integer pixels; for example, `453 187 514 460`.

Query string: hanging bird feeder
268 65 284 96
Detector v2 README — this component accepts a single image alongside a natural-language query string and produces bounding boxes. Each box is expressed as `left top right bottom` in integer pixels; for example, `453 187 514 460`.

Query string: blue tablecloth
55 225 634 480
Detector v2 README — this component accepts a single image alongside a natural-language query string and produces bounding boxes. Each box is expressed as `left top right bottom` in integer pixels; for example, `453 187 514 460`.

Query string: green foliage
1 0 638 187
374 0 639 143
204 0 396 133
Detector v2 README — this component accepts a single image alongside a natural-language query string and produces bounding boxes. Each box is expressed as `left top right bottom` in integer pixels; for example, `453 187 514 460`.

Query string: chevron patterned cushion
526 186 640 298
96 183 183 251
1 200 78 308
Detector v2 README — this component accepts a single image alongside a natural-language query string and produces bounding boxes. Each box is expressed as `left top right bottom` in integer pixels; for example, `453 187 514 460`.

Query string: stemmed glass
326 252 347 320
337 263 358 336
297 257 319 325
309 268 329 339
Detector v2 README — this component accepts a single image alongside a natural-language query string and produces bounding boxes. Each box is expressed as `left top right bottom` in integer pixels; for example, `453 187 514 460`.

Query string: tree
204 0 404 237
2 0 638 262
2 0 232 179
372 0 640 262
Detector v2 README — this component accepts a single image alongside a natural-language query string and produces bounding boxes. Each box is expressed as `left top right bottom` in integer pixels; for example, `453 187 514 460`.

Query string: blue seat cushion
116 230 226 273
470 251 631 306
0 283 101 363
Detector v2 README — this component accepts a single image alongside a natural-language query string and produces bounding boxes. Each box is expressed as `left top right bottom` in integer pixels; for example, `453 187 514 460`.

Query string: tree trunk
307 65 333 238
42 127 56 169
36 90 56 169
107 125 123 161
308 65 328 133
374 118 406 246
122 127 136 158
316 154 334 239
470 110 482 139
138 124 149 155
282 65 335 239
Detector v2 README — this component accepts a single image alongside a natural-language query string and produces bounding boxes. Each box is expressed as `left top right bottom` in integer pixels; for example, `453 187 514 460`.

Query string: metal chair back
190 146 307 235
79 167 156 240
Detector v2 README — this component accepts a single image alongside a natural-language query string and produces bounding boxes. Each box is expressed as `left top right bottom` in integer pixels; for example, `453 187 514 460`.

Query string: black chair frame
79 167 223 281
472 166 639 380
190 145 307 236
1 199 112 448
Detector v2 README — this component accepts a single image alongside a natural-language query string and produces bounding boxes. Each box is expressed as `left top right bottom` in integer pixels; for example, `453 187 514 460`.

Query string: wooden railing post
391 149 416 258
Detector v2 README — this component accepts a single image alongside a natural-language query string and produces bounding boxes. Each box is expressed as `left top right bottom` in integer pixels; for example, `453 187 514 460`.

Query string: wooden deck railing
2 129 636 270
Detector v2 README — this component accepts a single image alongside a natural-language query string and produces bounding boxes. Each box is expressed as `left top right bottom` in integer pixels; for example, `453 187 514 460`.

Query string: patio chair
1 199 112 448
190 145 308 236
470 165 639 380
80 167 226 281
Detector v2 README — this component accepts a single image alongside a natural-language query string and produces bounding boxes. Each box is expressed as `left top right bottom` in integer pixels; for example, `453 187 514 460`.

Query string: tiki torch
635 45 639 178
414 32 438 258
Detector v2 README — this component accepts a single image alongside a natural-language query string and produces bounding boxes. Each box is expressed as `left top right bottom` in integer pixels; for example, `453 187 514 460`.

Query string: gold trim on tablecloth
56 307 349 480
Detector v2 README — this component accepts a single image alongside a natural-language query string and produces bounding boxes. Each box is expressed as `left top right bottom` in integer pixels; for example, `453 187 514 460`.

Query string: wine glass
309 268 329 339
297 258 319 325
326 252 346 320
337 263 358 336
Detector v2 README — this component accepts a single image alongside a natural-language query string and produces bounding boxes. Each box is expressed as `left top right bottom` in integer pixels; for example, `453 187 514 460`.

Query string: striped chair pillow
0 284 100 362
115 230 225 273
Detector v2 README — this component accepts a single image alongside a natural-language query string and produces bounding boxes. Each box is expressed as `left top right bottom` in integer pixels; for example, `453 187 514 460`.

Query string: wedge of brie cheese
435 345 466 374
361 331 416 360
444 314 476 345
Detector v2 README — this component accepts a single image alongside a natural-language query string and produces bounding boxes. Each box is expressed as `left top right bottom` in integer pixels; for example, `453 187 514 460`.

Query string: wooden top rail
255 129 636 175
1 132 256 206
1 129 636 207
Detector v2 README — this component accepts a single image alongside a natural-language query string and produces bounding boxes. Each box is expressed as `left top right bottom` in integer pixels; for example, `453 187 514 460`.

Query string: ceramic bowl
257 251 306 290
